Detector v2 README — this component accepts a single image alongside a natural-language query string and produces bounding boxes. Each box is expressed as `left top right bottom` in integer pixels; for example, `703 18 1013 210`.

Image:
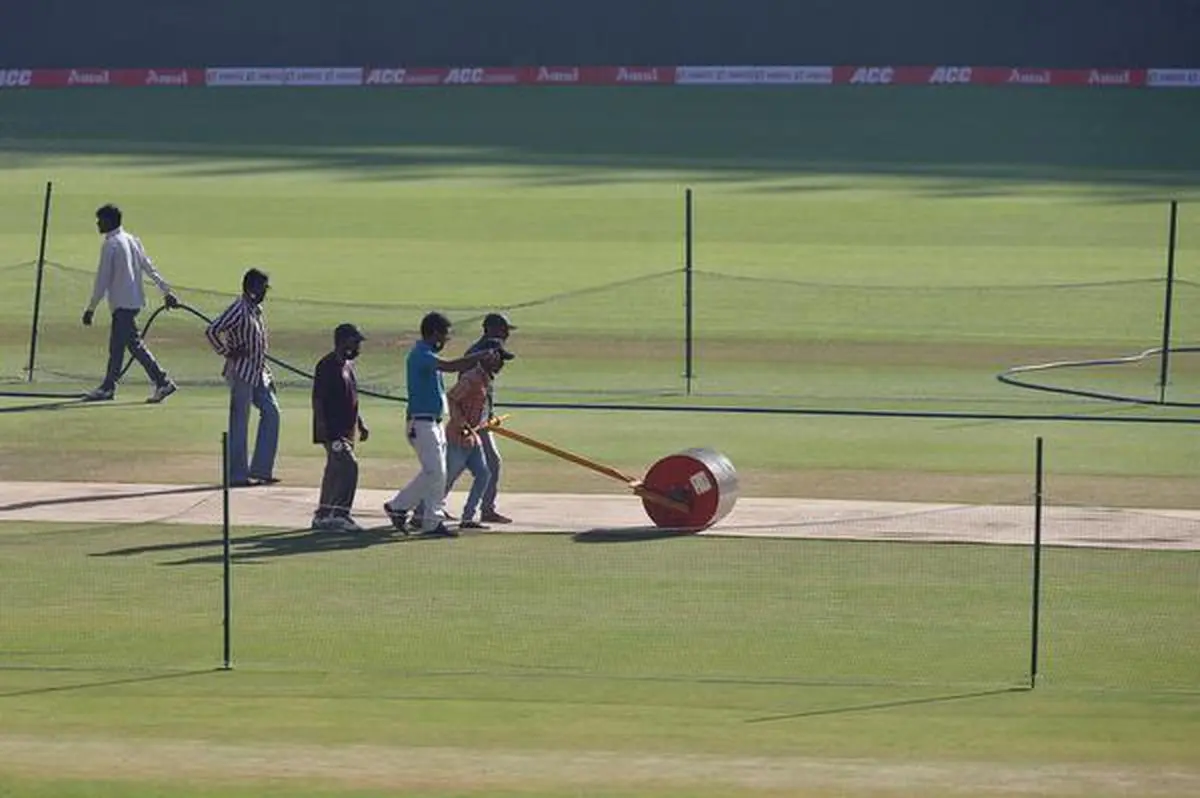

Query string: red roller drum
639 448 739 531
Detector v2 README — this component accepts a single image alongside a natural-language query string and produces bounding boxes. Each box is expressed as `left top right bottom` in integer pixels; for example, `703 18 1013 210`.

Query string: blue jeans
227 377 280 483
477 429 502 514
445 442 491 521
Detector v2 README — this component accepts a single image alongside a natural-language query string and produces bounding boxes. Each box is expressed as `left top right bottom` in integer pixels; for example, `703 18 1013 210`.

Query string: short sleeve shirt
406 340 446 417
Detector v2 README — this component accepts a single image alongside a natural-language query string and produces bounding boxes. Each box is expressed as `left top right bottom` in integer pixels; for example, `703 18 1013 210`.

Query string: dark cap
482 312 517 331
477 336 515 361
334 323 366 342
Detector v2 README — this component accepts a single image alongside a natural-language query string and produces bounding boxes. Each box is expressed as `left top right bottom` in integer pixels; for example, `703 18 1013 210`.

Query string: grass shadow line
0 668 217 699
0 484 220 513
573 525 698 543
745 685 1029 723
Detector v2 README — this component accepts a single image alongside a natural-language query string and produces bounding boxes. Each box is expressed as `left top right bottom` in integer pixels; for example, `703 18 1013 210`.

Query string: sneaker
84 386 114 402
480 511 512 524
421 523 459 538
147 381 177 404
250 476 281 485
327 515 366 533
411 511 455 529
383 502 409 532
311 514 332 530
459 519 489 530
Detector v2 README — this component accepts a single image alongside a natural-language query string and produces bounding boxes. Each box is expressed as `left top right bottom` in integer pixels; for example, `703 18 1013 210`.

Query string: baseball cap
477 336 516 361
334 323 366 342
482 312 517 331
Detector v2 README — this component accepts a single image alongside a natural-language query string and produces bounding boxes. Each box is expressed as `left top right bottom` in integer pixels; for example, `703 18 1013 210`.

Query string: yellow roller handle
480 415 691 514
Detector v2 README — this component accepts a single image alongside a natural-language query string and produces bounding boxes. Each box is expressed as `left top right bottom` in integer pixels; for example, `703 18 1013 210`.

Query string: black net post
1029 436 1044 689
1157 200 1179 403
26 181 53 382
221 431 233 670
684 187 694 395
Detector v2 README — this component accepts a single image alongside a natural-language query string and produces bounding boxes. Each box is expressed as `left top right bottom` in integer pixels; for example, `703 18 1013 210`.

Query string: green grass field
0 521 1197 796
1 86 1199 796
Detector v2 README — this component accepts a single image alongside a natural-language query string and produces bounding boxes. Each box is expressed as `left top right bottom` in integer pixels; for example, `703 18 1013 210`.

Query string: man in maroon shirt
311 323 370 531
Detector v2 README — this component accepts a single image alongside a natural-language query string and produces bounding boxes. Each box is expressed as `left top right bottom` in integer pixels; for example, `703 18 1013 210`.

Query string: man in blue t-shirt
384 312 499 537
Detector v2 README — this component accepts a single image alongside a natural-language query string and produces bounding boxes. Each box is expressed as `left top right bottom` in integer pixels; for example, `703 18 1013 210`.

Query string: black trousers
316 440 359 517
103 308 168 390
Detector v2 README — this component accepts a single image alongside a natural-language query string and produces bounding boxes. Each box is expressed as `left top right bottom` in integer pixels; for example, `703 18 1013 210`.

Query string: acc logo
850 67 894 84
444 67 484 84
365 68 406 85
929 66 972 84
1 69 33 88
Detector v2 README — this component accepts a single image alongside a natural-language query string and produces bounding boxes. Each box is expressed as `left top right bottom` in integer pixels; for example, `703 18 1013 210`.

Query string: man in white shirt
82 204 179 403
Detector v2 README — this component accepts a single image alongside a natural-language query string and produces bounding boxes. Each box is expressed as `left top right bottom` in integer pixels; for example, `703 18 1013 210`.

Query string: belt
408 414 442 422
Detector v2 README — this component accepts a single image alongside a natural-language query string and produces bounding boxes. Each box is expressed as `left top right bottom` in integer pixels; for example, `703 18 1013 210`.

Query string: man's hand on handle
164 292 180 309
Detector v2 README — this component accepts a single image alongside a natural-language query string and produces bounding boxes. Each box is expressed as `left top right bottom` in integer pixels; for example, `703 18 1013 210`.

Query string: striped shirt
205 296 271 386
87 227 171 312
446 365 490 447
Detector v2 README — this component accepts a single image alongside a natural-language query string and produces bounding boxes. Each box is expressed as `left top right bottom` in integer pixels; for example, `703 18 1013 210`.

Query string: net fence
3 259 1200 406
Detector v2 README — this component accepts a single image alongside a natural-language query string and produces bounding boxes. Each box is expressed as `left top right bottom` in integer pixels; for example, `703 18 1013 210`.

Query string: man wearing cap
311 323 370 532
383 312 500 538
439 337 515 529
466 312 518 524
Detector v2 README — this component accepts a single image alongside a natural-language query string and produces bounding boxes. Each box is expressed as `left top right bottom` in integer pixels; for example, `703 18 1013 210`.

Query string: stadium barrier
2 65 1200 90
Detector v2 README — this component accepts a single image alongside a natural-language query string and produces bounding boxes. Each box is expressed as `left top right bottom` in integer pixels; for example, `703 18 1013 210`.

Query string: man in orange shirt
442 338 514 529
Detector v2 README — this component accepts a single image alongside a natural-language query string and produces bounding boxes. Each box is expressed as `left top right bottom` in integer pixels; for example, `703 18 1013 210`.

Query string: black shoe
422 523 459 538
84 386 115 402
250 476 281 485
383 502 409 533
459 520 489 530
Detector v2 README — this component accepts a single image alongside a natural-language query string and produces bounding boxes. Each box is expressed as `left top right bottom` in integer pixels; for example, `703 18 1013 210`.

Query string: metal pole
221 432 233 670
1157 200 1179 404
26 181 53 382
684 187 694 395
1029 436 1044 689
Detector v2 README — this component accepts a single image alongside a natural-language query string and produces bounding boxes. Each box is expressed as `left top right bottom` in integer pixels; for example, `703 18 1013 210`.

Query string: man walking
443 337 514 529
82 204 179 403
311 323 370 532
383 312 499 538
204 268 280 488
466 312 517 524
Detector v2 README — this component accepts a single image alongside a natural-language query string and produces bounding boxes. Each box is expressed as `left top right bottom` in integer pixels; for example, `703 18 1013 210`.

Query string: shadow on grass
0 398 88 415
745 685 1029 723
0 484 219 513
0 668 217 699
90 525 440 564
1 88 1199 197
574 525 698 543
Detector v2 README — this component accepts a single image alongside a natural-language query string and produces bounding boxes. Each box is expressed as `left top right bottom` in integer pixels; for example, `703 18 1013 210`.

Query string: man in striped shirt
82 204 179 403
204 268 280 487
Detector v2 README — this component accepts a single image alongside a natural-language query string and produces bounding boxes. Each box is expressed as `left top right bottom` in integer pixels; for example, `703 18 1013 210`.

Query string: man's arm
446 370 476 412
86 241 113 313
133 237 178 306
436 350 497 373
312 359 334 442
204 301 243 356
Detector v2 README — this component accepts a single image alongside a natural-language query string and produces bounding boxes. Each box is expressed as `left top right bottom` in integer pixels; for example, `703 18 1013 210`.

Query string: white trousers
389 419 447 532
